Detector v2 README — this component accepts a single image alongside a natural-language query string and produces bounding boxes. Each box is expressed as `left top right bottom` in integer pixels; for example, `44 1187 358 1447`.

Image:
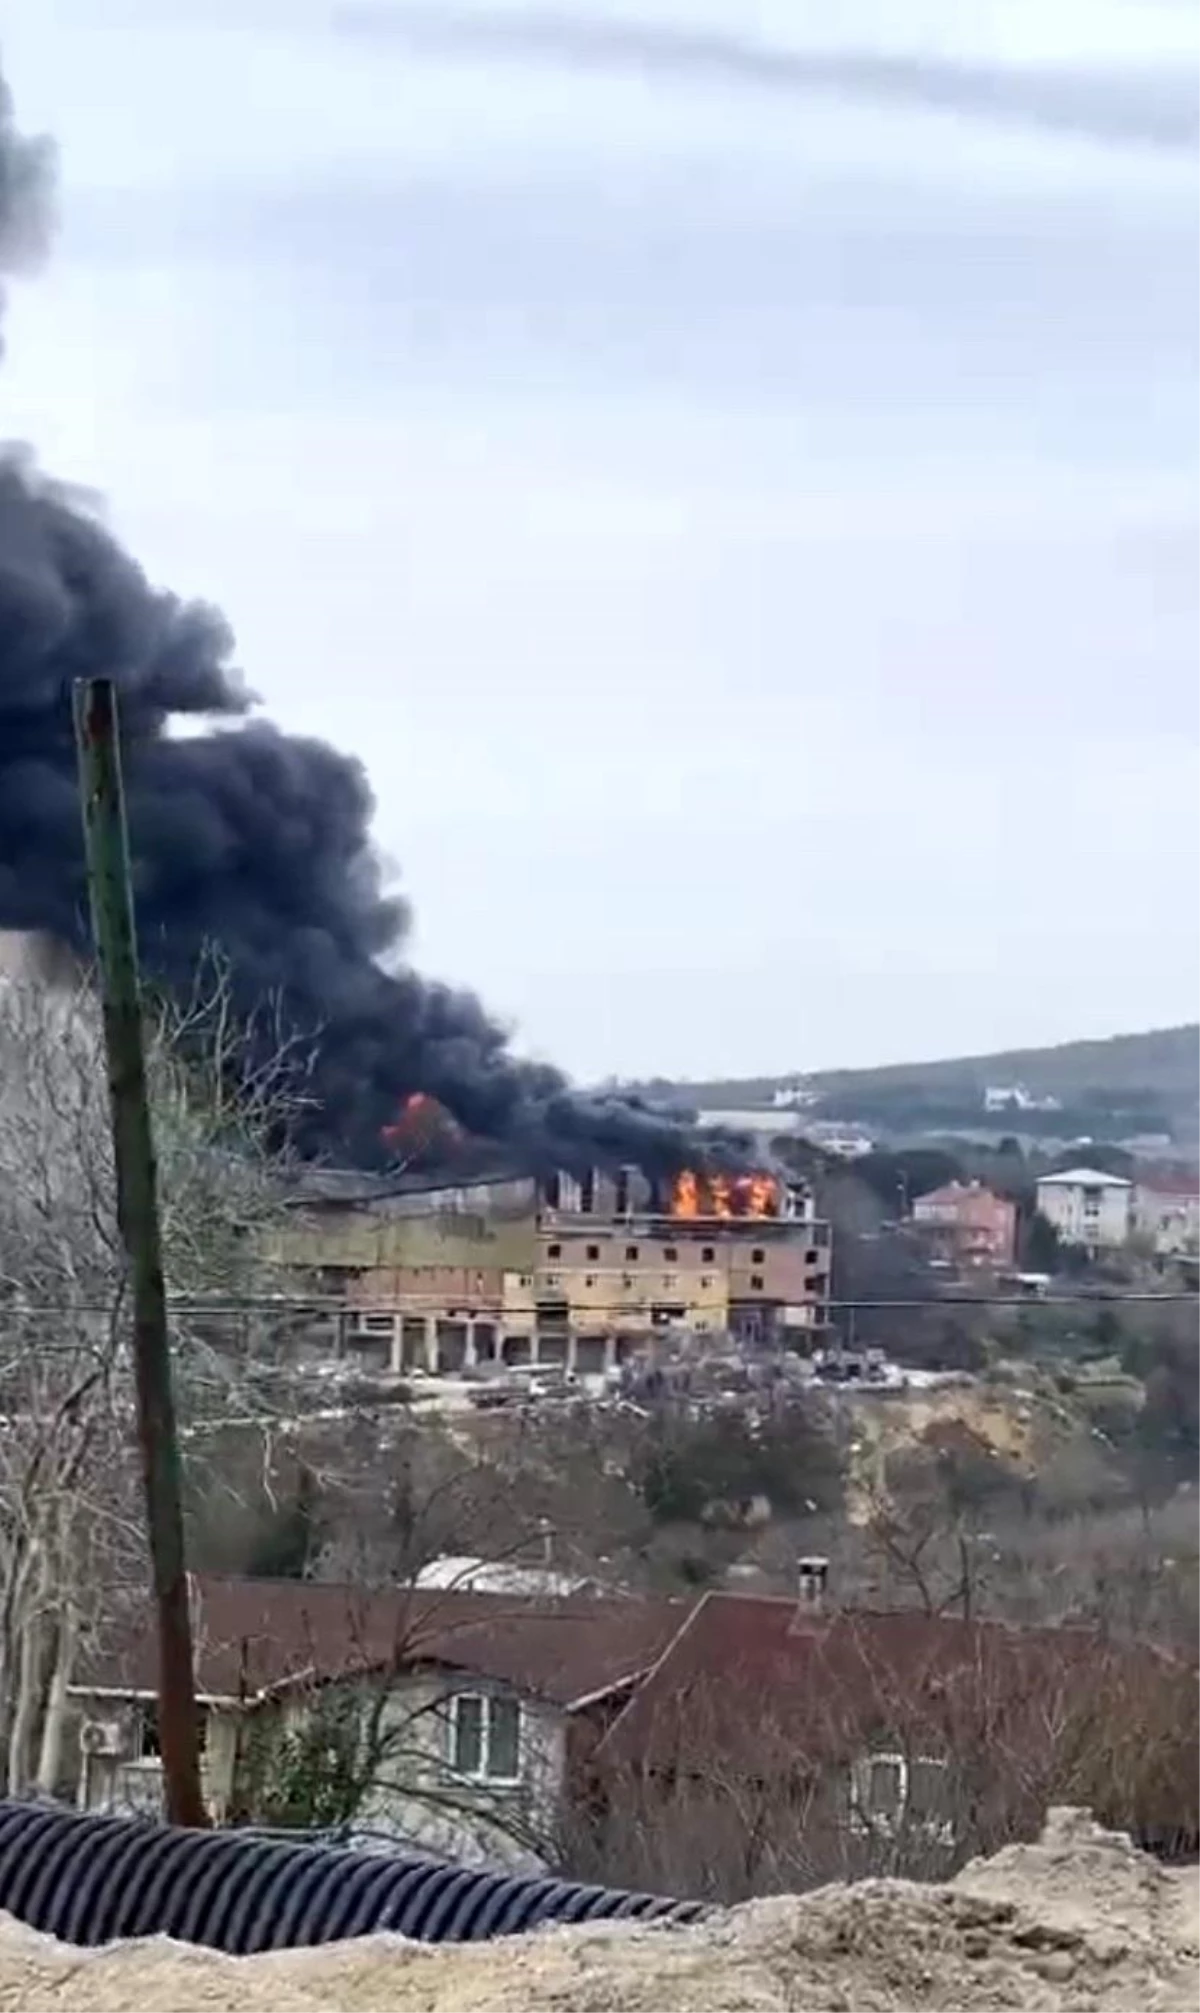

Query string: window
585 1274 596 1288
132 1702 161 1761
700 1275 713 1288
850 1752 951 1839
625 1244 639 1261
544 1273 560 1289
750 1274 764 1291
751 1248 765 1265
450 1694 521 1782
701 1246 715 1263
663 1272 678 1291
361 1313 397 1334
586 1244 601 1261
131 1703 206 1765
546 1242 561 1259
806 1248 819 1266
663 1246 678 1262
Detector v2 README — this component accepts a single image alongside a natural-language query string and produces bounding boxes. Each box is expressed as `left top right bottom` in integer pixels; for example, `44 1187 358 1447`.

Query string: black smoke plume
0 66 727 1175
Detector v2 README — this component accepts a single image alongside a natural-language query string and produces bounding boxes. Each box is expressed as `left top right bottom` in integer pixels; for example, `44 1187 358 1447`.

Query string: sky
1 0 1197 1083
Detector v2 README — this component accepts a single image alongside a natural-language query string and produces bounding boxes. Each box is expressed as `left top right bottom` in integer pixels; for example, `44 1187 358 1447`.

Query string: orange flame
669 1170 780 1218
381 1091 449 1150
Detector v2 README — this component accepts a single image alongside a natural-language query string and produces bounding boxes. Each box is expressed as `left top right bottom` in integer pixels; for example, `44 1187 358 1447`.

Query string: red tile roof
1136 1170 1200 1199
78 1575 683 1712
594 1592 1187 1776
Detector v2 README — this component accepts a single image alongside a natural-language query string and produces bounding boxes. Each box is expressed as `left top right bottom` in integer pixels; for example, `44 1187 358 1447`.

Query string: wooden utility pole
73 678 207 1829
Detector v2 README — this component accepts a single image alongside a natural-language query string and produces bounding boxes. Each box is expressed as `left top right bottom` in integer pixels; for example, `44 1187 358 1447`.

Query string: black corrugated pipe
0 1803 703 1953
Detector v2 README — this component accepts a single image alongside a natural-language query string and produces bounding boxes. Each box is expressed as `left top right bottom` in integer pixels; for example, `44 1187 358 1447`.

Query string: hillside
811 1025 1198 1101
652 1022 1200 1119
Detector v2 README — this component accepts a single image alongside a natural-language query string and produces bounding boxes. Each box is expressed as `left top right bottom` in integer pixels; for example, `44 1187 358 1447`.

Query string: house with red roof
69 1572 1197 1897
1134 1170 1200 1257
69 1574 682 1870
577 1583 1198 1898
909 1180 1017 1270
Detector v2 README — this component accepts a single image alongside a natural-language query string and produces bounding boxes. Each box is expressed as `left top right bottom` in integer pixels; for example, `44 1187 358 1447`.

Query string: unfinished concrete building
272 1161 832 1375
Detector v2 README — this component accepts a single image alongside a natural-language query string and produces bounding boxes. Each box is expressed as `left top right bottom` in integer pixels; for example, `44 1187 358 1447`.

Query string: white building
696 1107 805 1138
805 1121 875 1160
770 1082 819 1109
984 1084 1062 1113
1035 1168 1132 1250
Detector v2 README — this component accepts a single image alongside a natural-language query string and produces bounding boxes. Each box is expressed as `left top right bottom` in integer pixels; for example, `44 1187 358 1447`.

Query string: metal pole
72 678 207 1829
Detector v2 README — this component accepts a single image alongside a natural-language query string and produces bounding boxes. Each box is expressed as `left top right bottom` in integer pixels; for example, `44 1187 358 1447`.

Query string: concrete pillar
424 1316 439 1374
603 1332 617 1373
464 1323 478 1370
389 1321 403 1376
566 1330 578 1374
528 1331 541 1366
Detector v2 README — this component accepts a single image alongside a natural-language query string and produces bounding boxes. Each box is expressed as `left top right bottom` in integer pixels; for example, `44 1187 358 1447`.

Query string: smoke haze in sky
0 37 727 1169
1 0 1195 1082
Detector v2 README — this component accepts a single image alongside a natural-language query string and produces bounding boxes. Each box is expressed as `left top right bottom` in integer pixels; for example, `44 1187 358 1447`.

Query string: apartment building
275 1162 832 1373
1034 1167 1132 1250
537 1167 831 1350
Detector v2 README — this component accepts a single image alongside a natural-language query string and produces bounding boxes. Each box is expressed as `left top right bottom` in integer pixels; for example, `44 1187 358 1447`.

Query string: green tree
1018 1210 1062 1273
636 1405 841 1527
243 1465 320 1580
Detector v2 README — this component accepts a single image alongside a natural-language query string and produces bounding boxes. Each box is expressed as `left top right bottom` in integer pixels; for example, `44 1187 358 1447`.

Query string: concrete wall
538 1225 729 1333
537 1219 831 1337
269 1179 539 1275
348 1676 563 1871
74 1676 564 1870
348 1265 507 1315
72 1697 241 1824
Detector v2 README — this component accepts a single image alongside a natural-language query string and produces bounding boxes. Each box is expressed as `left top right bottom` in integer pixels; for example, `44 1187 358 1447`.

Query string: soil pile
0 1809 1194 2011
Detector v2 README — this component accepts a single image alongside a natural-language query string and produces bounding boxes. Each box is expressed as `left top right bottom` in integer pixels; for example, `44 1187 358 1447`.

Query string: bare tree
0 957 309 1794
562 1623 1198 1904
225 1583 567 1868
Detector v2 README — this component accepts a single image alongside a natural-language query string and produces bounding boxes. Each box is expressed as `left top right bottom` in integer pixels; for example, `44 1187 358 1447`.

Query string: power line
1 1290 1195 1318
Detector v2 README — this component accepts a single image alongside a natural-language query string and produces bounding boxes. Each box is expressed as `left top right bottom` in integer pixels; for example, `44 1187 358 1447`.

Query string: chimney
796 1554 829 1613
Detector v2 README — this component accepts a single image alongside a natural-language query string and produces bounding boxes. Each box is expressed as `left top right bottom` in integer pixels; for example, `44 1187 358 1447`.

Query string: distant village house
909 1180 1017 1271
1034 1168 1133 1251
1133 1171 1200 1257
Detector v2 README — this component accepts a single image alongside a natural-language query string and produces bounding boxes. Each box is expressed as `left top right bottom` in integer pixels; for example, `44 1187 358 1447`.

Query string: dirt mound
0 1810 1194 2011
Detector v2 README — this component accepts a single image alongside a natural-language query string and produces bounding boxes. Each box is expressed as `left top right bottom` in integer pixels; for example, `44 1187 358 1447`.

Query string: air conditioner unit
79 1718 126 1758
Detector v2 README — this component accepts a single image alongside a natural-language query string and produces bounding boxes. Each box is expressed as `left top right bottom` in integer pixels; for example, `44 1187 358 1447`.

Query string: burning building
277 1158 832 1375
535 1164 831 1355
